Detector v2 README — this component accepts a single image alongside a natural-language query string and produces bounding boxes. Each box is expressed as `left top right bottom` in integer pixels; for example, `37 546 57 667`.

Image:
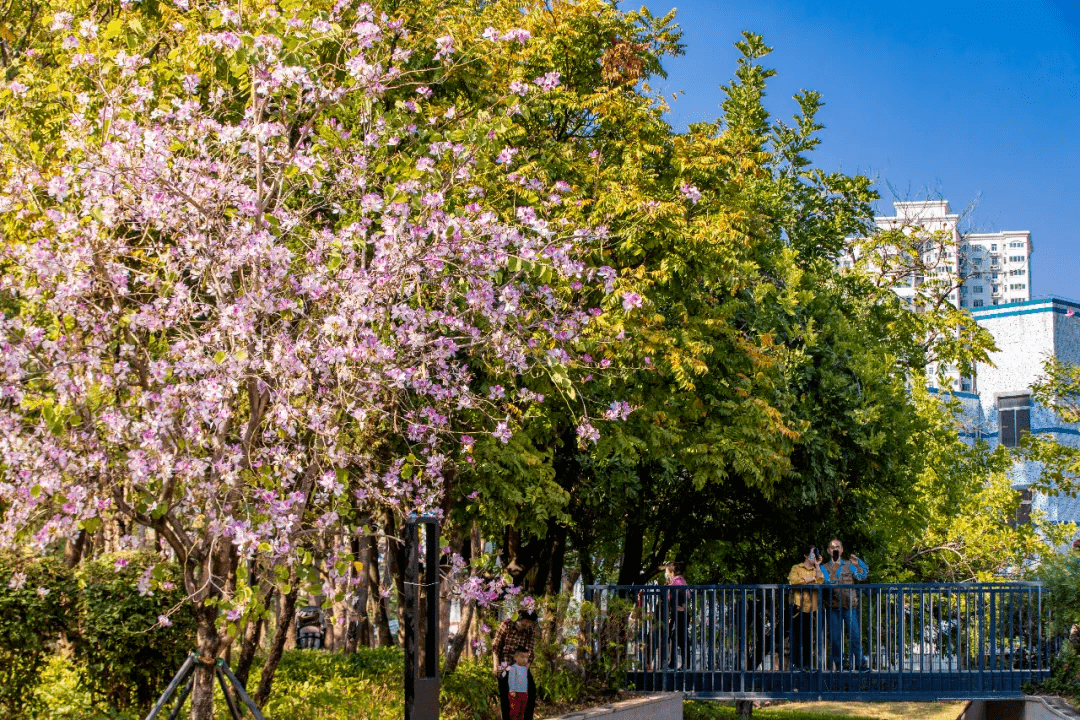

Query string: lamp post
404 514 440 720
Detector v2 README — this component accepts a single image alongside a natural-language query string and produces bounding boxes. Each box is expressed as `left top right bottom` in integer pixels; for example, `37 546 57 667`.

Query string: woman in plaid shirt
492 610 538 720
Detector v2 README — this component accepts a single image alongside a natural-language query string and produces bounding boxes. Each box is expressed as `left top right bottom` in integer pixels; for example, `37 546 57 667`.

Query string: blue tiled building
958 297 1080 524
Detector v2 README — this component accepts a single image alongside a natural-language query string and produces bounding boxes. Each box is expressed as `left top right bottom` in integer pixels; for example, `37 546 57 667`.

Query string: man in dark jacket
822 538 869 671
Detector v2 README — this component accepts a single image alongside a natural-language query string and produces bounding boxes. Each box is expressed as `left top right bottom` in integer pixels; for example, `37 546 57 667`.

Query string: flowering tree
0 2 609 716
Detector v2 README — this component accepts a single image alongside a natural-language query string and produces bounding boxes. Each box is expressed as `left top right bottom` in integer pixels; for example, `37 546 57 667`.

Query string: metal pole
145 652 199 720
404 517 420 720
425 519 440 680
405 515 440 720
216 659 268 720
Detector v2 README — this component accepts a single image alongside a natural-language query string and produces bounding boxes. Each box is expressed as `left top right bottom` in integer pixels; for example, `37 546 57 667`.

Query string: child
506 647 531 720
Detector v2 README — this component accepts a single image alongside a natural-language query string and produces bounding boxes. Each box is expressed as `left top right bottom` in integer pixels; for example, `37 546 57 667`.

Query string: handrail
584 582 1058 701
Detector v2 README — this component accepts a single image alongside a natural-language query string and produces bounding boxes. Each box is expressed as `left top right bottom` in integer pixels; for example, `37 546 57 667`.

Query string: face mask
831 549 841 561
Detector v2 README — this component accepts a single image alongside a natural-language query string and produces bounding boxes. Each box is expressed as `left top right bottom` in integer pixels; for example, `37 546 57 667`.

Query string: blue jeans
828 607 864 670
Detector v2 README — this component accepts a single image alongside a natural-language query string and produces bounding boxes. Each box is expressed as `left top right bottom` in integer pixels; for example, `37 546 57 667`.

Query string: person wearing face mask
787 544 823 670
821 538 869 671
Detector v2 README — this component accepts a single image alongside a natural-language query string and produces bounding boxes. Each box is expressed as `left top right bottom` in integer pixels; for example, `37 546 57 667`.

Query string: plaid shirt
492 619 536 665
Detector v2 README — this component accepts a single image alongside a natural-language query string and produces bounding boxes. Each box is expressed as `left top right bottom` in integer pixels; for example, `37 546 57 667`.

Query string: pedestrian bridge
585 583 1057 701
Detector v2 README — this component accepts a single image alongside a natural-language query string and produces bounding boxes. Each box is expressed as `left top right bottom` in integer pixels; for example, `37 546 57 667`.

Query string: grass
684 700 966 720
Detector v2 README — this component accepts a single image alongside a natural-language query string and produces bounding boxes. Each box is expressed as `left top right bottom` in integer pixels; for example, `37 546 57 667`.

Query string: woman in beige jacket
787 544 823 669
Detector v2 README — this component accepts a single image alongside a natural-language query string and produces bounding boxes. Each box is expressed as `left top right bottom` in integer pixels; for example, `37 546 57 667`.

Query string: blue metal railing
585 583 1058 701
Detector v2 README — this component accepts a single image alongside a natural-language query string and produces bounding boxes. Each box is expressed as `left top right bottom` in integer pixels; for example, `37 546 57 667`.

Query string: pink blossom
158 614 173 627
51 11 73 31
502 28 531 44
680 183 702 204
496 147 519 166
603 401 634 421
533 72 561 92
182 74 200 95
434 35 455 62
0 6 613 654
577 421 600 444
621 291 643 311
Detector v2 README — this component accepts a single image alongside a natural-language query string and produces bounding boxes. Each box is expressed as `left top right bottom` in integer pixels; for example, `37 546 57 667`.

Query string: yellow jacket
788 563 823 613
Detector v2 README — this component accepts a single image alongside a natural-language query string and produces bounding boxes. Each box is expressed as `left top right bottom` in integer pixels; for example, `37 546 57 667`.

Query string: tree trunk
385 510 407 644
234 588 271 690
347 537 367 653
64 529 87 568
548 525 568 596
616 519 645 586
736 700 754 718
369 533 393 647
255 581 298 707
573 529 595 588
444 600 474 674
532 530 554 596
502 525 544 588
185 526 235 720
563 567 580 594
190 604 224 720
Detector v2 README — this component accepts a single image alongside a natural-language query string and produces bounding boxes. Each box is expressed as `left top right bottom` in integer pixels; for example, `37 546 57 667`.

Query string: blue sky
641 0 1080 300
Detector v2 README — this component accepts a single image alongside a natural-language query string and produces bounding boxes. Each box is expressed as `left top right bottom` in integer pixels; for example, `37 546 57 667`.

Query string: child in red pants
506 649 531 720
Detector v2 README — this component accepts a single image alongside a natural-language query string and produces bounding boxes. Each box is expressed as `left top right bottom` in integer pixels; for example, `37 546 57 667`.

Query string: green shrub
1038 552 1080 634
74 551 196 710
0 553 79 718
253 648 403 720
441 657 498 720
31 655 137 720
534 661 586 705
578 594 635 693
1040 641 1080 699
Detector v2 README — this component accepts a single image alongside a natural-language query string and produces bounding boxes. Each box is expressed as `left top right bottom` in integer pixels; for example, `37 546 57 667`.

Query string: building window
973 285 983 293
1009 256 1024 263
1015 489 1032 527
960 299 968 307
998 395 1031 448
991 244 997 250
973 299 984 307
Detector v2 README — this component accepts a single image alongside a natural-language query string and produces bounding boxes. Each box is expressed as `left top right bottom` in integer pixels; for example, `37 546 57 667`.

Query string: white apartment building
872 200 962 310
959 231 1033 308
857 200 1034 392
871 200 1033 309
